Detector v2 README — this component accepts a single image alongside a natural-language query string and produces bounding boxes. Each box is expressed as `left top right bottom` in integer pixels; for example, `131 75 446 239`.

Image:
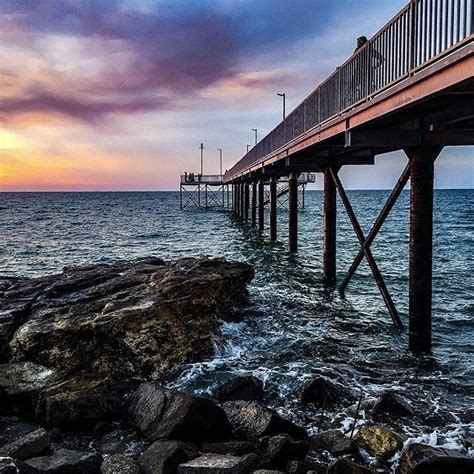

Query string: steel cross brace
329 167 404 330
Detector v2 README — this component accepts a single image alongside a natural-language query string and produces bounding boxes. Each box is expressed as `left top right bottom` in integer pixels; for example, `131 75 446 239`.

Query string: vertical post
205 184 208 209
244 183 250 222
409 146 441 352
288 172 298 252
258 179 265 231
198 184 201 208
323 167 337 283
269 176 277 241
251 181 257 226
240 183 245 218
180 184 183 210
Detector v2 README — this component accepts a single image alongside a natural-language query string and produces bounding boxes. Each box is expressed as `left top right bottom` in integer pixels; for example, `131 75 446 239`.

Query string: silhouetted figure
355 36 368 52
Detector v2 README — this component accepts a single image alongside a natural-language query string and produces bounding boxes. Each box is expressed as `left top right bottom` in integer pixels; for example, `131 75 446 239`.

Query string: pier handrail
224 0 473 182
180 174 224 184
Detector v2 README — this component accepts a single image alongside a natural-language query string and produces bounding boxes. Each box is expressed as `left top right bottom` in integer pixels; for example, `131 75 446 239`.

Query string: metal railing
181 174 224 184
225 0 473 181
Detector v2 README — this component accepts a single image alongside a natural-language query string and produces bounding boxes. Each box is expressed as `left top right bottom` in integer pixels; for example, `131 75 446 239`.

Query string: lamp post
252 128 258 145
277 92 286 120
199 143 204 175
247 144 251 153
218 148 223 176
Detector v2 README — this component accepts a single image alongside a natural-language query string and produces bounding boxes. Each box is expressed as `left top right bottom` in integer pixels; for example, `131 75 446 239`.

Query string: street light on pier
277 92 286 120
199 143 204 175
252 128 258 145
218 148 223 176
247 144 251 153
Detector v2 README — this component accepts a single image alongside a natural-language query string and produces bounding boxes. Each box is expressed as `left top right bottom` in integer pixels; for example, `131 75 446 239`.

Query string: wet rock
21 448 101 473
372 392 414 418
200 441 256 456
129 383 231 442
300 377 354 406
215 376 264 402
310 429 357 456
0 362 58 396
327 457 375 473
3 257 254 385
286 459 328 473
222 401 307 442
101 454 141 474
0 417 39 446
397 443 474 474
355 425 405 459
139 440 198 474
177 453 257 473
257 434 309 469
95 428 148 456
0 428 49 460
0 458 18 474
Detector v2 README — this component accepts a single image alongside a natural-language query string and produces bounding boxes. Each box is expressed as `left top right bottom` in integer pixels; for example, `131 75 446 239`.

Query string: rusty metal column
409 146 441 352
323 167 337 283
269 176 277 241
244 183 250 222
251 181 257 226
288 172 298 252
258 179 265 231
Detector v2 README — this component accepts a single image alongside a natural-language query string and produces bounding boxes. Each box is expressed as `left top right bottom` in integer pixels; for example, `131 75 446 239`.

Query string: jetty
181 0 473 352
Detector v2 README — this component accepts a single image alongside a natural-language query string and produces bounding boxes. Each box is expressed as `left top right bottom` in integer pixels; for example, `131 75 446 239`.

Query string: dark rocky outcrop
101 454 141 474
177 453 257 473
128 383 231 442
0 427 49 460
310 429 357 456
355 425 405 459
139 440 198 474
21 448 102 473
257 434 309 469
215 376 264 402
373 392 414 418
397 443 474 474
222 400 308 442
300 377 354 406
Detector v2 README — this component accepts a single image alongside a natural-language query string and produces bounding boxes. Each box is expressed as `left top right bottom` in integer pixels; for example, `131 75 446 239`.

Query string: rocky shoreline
0 257 473 473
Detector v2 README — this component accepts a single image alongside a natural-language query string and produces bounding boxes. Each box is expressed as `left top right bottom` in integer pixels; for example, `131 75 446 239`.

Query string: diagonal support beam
329 168 404 330
339 159 412 293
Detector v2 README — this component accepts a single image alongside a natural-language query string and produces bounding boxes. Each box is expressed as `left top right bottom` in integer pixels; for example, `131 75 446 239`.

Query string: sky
0 0 472 191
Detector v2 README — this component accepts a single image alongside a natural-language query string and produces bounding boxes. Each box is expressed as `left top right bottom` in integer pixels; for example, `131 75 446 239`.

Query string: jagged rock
327 457 375 473
177 453 257 473
95 428 148 456
0 362 59 396
222 401 307 442
215 376 264 402
372 392 414 418
101 454 141 474
0 428 49 460
139 440 198 474
310 429 357 456
0 417 39 446
128 383 231 442
0 458 18 474
21 448 101 472
397 443 474 474
200 441 256 456
257 434 308 469
355 425 405 459
286 459 328 473
2 257 253 384
300 377 354 406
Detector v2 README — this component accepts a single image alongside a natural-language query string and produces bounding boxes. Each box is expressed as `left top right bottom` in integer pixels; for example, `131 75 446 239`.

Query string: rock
355 425 405 459
101 454 141 474
397 443 474 474
0 458 18 474
215 376 264 402
177 453 257 473
2 257 253 385
286 459 328 474
0 428 49 460
222 401 307 441
253 471 284 474
327 457 375 473
95 428 148 456
0 362 59 396
257 434 308 469
372 392 414 418
139 440 198 474
128 383 231 442
300 377 354 406
310 429 357 456
22 448 101 472
0 417 39 446
200 441 256 456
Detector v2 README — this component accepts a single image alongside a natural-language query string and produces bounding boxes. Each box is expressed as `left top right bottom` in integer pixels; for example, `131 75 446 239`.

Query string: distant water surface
0 190 472 453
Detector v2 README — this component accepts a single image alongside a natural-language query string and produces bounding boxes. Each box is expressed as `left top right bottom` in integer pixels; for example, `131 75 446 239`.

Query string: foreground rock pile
1 257 473 473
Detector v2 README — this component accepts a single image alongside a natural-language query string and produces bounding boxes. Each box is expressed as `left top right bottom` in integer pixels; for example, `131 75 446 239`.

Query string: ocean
0 190 472 453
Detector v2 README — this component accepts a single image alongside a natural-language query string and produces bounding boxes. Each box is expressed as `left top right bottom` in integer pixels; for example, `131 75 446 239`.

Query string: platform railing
180 174 224 184
224 0 473 181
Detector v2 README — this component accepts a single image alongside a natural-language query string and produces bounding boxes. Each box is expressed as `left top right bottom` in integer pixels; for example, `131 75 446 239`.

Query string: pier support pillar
269 176 277 241
323 167 337 283
244 183 250 222
258 179 265 231
409 146 441 353
240 183 245 218
288 172 298 252
251 181 257 226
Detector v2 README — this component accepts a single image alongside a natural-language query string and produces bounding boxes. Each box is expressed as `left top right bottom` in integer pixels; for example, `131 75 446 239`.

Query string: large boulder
300 377 354 406
257 434 309 469
0 362 59 397
355 425 405 459
0 428 49 460
101 454 141 474
310 429 357 456
139 440 198 474
222 401 307 441
215 376 264 402
373 392 414 418
21 448 101 473
177 453 257 473
128 383 231 442
397 443 474 474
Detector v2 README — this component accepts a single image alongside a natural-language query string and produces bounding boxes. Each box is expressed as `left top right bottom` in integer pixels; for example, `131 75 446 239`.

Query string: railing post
409 0 418 72
269 176 277 241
